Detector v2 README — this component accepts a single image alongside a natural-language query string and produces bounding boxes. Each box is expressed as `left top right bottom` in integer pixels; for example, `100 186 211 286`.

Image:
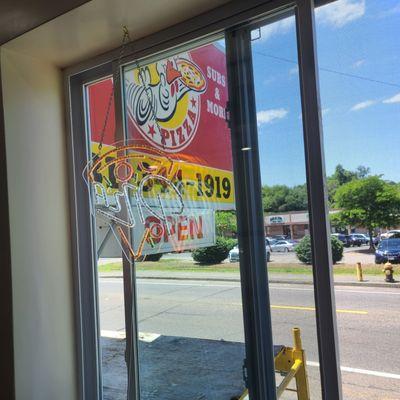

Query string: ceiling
0 0 90 45
1 0 230 68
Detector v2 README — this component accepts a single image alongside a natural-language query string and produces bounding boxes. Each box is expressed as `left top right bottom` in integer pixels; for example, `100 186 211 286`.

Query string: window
67 2 342 399
316 0 400 398
83 38 250 400
251 13 323 398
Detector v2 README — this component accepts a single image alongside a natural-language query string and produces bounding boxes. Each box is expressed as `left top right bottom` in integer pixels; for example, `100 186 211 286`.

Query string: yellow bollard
293 327 302 351
356 262 363 282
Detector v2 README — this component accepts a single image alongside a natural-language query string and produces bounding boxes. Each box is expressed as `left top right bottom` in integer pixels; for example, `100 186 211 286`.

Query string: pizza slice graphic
176 59 207 93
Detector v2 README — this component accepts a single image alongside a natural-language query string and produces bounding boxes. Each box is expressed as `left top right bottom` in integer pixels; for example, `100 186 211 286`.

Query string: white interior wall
1 48 76 400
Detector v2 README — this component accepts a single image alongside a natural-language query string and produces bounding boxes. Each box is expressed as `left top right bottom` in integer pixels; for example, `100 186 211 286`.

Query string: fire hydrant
383 262 395 283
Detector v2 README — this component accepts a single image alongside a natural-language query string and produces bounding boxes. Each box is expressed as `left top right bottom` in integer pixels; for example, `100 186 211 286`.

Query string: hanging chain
97 26 131 153
97 25 166 155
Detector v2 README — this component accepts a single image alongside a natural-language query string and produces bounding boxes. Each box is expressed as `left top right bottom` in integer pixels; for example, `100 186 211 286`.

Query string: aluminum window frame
66 62 113 400
64 1 341 399
0 54 15 400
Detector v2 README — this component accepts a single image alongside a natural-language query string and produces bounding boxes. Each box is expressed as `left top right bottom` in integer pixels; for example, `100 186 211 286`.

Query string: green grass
98 258 384 276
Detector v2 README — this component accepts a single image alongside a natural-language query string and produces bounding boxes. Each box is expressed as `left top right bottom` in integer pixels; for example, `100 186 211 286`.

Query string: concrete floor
102 336 246 400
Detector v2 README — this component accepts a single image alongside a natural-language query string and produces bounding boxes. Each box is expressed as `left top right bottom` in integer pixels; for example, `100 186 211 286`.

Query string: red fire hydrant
383 262 395 283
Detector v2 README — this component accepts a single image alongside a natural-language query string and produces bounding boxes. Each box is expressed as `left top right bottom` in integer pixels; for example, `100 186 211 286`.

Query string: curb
99 274 400 288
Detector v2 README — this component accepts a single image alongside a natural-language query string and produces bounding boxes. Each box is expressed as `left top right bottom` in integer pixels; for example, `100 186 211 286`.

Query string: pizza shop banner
86 42 233 257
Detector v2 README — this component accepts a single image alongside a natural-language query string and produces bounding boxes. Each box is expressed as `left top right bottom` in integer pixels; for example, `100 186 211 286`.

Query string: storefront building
265 211 310 239
265 210 343 239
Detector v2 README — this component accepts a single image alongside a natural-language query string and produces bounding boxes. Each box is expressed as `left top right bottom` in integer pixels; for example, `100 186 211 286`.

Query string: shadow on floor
101 335 246 400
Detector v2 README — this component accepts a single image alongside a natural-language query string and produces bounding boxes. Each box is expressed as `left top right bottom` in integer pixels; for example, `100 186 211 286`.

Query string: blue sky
251 0 400 186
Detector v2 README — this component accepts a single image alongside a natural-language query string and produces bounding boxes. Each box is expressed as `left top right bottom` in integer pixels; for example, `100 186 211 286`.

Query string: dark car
332 233 351 247
375 239 400 264
347 234 363 247
350 233 369 246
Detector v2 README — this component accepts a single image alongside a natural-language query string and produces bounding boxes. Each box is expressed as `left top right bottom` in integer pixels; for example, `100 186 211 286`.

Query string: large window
68 2 344 400
84 38 249 400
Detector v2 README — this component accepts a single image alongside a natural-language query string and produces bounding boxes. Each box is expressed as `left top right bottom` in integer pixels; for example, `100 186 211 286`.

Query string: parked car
347 234 363 247
271 235 288 241
331 233 351 247
229 244 271 262
380 230 400 240
350 233 369 245
375 238 400 264
228 245 239 262
269 240 296 252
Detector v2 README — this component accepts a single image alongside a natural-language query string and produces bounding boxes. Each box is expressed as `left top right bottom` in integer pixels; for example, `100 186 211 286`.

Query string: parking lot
163 245 377 265
268 246 375 265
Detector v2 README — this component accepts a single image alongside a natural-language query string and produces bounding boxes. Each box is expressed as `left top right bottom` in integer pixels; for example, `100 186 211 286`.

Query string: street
99 278 400 399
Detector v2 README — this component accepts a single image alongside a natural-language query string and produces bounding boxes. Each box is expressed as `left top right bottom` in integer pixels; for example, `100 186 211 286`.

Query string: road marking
335 288 400 295
269 285 400 296
270 304 367 315
307 361 400 380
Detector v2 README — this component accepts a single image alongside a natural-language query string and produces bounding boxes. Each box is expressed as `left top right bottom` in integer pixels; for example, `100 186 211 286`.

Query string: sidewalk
99 269 400 288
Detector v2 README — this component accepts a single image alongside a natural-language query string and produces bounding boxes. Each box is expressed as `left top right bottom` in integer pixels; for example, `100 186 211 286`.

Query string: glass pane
121 39 247 399
84 77 129 399
316 1 400 398
251 13 323 399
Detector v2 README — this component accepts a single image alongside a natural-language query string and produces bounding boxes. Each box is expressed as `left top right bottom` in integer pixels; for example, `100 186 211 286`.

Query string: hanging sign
88 42 235 210
97 208 215 257
85 42 234 260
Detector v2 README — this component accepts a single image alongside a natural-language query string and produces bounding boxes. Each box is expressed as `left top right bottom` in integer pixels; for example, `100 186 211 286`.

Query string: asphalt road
99 278 400 399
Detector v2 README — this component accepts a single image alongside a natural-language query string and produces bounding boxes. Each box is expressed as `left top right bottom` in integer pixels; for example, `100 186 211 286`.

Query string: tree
333 176 400 249
356 165 370 179
215 211 237 237
262 184 307 213
261 164 372 213
284 185 308 211
262 185 290 212
333 164 357 186
329 212 348 232
326 164 370 205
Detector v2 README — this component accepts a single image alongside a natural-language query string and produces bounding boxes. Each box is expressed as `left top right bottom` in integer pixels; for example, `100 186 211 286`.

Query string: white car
229 245 271 262
269 240 296 252
381 230 400 239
